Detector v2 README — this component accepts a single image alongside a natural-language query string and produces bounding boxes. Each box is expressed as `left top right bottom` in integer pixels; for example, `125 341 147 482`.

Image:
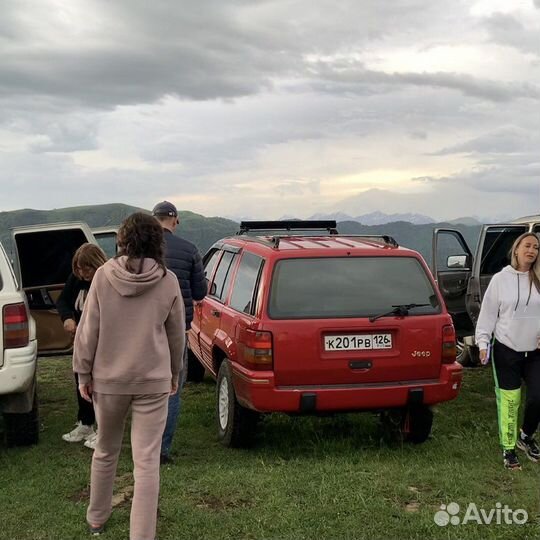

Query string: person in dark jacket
57 243 108 449
152 201 207 463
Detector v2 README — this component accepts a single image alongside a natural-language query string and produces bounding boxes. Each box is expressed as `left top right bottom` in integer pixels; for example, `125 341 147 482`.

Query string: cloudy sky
1 0 539 221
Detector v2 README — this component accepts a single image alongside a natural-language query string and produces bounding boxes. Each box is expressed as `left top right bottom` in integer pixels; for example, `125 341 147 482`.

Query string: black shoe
516 432 540 462
160 453 174 465
503 449 522 470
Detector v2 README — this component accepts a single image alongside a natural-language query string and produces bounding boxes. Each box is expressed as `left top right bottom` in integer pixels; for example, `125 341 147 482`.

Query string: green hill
0 203 238 256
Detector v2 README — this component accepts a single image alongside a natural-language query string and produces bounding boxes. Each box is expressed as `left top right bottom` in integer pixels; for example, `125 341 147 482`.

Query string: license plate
324 333 392 351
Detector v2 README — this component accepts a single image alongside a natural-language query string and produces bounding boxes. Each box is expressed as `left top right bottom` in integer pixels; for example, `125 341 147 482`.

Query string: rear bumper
232 363 463 413
0 340 37 395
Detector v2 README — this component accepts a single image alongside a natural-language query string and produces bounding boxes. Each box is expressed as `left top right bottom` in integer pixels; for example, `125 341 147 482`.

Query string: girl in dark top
57 243 107 449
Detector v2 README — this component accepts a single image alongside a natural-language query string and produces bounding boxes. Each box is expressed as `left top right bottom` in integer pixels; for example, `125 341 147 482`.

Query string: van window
94 232 117 258
211 251 237 301
268 257 440 319
479 227 527 275
436 233 470 270
229 252 263 314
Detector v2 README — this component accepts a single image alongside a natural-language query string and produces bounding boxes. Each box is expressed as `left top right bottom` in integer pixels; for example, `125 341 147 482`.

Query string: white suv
0 241 38 446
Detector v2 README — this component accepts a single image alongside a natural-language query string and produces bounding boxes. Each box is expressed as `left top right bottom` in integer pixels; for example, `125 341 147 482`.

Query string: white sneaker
62 422 95 443
84 431 98 450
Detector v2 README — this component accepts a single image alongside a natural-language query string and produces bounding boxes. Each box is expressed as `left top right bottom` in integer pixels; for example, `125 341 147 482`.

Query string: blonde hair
72 243 107 279
509 232 540 293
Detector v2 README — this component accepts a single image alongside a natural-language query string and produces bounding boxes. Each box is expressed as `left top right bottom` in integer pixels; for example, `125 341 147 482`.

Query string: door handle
349 361 372 370
211 310 221 318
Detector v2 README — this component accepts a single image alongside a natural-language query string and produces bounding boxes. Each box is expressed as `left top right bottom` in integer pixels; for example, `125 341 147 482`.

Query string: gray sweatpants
87 391 169 540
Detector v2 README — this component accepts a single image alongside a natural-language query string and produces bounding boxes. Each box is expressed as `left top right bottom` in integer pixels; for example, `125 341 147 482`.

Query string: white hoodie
475 265 540 353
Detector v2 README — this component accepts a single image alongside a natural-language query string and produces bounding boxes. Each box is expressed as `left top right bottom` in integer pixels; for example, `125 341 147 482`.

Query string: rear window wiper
369 303 430 323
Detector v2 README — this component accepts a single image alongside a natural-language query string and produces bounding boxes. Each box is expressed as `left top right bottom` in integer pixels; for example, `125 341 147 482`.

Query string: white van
1 222 116 446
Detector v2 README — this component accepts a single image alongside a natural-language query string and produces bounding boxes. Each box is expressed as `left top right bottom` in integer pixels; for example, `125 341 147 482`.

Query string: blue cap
152 201 178 219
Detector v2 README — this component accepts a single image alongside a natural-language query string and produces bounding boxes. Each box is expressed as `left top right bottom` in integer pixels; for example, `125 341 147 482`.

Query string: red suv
187 221 463 447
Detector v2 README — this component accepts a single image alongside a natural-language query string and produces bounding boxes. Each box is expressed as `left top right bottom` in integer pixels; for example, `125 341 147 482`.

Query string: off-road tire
216 360 259 447
186 345 205 383
457 340 480 368
4 390 39 447
380 405 433 444
404 405 433 444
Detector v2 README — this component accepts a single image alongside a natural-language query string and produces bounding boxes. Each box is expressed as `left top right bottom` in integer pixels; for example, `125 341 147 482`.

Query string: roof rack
240 232 398 249
238 220 338 235
338 235 399 247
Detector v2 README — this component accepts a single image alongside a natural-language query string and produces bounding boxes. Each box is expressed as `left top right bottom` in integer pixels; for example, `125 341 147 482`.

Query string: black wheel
216 360 259 448
403 405 433 444
467 345 480 366
379 409 406 444
457 340 480 368
4 389 39 447
380 405 433 444
186 345 205 383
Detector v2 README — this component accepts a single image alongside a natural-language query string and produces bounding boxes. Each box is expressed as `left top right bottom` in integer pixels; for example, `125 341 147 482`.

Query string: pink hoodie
73 256 185 395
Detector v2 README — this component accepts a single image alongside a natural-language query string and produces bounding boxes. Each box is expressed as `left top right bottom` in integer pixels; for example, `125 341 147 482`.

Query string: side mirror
209 281 217 296
447 254 471 270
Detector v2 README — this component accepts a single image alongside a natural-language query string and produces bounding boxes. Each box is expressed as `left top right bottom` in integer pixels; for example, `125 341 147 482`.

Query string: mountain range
233 210 484 226
0 203 482 264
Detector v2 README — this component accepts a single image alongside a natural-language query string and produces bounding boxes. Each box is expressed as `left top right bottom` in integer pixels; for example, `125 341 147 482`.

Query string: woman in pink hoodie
73 212 185 540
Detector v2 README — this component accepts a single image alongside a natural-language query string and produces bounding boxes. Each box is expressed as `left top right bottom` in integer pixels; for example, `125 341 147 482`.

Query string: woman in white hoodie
476 232 540 470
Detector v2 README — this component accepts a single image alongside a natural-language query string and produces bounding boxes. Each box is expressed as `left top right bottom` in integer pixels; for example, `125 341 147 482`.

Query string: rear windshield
268 256 440 319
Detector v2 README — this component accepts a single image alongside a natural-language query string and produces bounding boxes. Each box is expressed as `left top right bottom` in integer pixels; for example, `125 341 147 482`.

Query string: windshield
268 256 441 319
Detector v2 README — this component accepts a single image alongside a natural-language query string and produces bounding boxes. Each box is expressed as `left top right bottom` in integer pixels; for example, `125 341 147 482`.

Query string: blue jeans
160 344 188 457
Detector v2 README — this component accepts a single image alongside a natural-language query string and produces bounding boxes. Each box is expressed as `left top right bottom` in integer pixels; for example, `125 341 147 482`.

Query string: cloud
484 13 540 56
0 0 500 111
413 164 540 195
29 116 99 153
0 1 538 223
308 60 540 102
434 127 537 155
275 180 320 197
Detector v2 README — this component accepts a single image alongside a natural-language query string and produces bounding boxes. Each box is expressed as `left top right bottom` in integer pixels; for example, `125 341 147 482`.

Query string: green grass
1 359 539 539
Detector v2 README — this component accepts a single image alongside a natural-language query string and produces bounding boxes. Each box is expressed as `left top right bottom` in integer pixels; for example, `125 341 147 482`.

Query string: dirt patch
191 493 254 512
405 501 420 513
69 473 134 507
69 485 90 503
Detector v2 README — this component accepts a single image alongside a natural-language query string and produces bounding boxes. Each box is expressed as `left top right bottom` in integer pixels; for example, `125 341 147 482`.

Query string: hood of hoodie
501 265 533 310
501 265 529 276
103 256 165 297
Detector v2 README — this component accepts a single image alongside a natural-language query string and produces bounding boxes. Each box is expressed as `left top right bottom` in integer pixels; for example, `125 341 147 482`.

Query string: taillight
238 328 273 370
3 303 30 349
442 324 456 364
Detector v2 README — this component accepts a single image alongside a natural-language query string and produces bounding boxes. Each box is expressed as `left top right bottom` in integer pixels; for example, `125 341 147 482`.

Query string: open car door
11 222 98 356
432 228 474 333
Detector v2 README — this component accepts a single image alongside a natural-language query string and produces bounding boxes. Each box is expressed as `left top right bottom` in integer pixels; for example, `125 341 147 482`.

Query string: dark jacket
56 273 91 323
163 229 206 328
